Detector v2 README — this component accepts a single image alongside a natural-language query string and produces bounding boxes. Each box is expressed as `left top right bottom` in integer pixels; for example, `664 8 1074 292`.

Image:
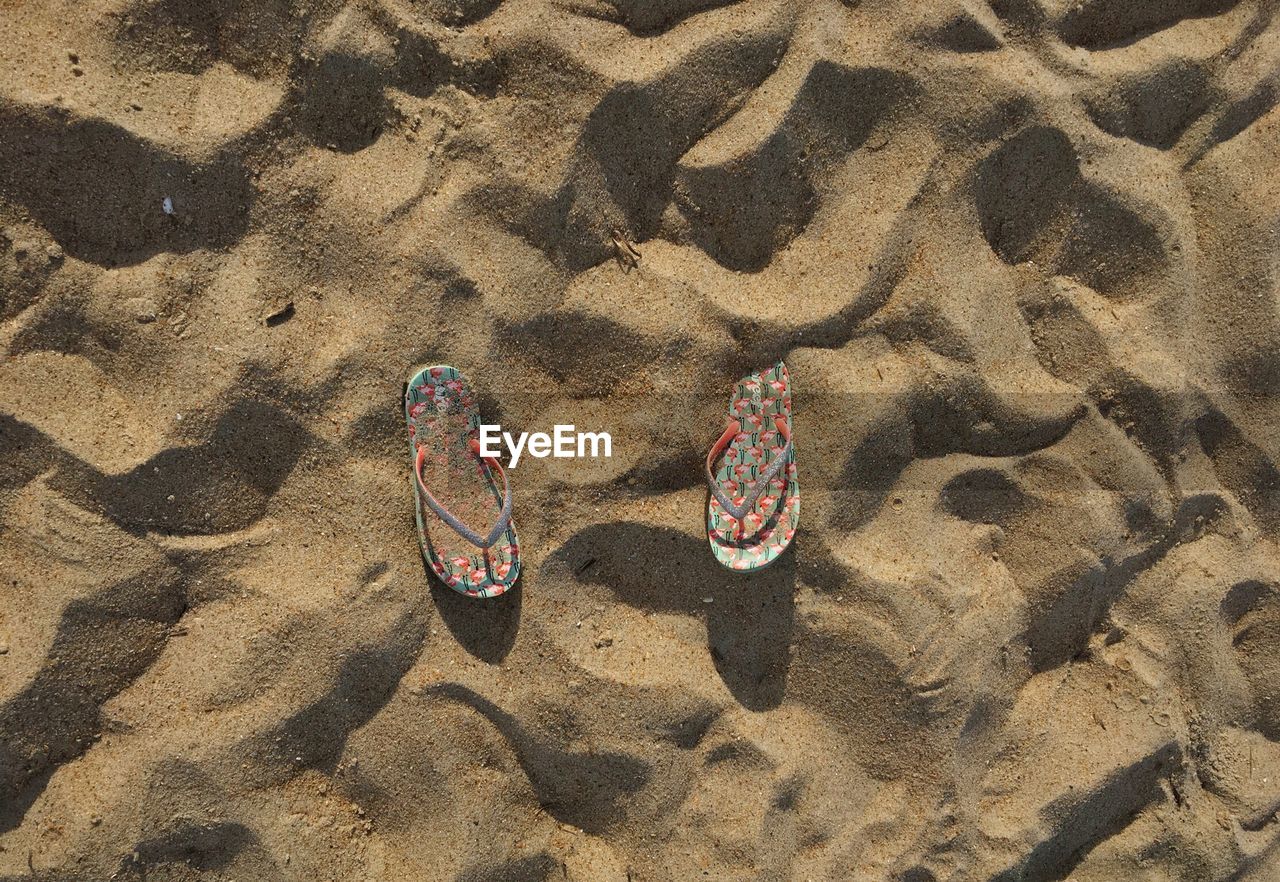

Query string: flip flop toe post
405 365 520 598
705 361 799 571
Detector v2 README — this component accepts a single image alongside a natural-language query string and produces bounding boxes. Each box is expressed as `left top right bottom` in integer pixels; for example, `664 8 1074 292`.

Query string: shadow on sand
545 521 796 711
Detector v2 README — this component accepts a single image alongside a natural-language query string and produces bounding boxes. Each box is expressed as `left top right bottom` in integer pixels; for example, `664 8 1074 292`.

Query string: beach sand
3 0 1280 879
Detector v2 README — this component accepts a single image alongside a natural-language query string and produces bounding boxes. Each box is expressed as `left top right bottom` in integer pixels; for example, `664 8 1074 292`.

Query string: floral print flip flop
405 365 520 598
705 361 799 571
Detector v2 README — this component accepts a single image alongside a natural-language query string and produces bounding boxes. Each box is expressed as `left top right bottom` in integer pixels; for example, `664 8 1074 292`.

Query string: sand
2 0 1280 879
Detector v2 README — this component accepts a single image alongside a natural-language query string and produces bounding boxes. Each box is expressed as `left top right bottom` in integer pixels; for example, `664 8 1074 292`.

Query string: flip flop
705 361 798 571
404 365 520 598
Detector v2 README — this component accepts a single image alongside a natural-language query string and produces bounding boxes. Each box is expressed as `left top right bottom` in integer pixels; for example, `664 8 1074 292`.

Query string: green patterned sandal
705 361 799 571
405 365 520 598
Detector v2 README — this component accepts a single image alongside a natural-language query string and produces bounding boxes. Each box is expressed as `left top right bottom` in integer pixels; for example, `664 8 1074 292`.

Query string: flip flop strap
705 416 792 521
415 441 513 548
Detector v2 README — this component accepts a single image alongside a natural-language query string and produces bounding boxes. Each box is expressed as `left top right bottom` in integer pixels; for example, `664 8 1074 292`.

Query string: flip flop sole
706 361 799 571
405 364 520 598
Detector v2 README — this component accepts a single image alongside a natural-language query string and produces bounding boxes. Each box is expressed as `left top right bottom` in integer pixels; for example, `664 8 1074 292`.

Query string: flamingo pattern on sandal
706 361 799 571
405 365 520 598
